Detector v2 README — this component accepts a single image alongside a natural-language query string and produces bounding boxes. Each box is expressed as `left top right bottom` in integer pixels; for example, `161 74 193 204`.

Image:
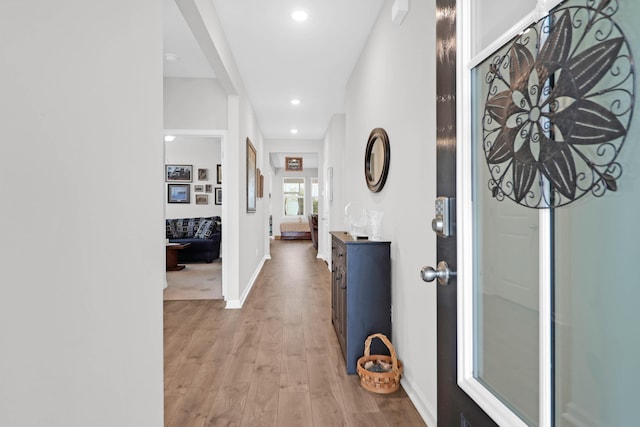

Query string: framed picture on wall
167 184 190 203
194 185 204 192
217 164 222 184
257 170 264 198
285 157 303 171
198 168 208 181
215 187 222 205
195 194 208 205
246 138 256 212
166 165 192 182
205 184 213 193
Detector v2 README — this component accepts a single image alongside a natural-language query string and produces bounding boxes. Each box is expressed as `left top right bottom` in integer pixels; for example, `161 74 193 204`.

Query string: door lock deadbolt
432 196 454 238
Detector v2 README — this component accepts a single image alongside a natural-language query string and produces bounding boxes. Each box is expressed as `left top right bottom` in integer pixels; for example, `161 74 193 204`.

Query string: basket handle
363 333 399 373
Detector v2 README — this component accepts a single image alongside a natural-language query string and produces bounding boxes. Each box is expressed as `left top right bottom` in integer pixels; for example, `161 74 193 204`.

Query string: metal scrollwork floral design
482 0 635 208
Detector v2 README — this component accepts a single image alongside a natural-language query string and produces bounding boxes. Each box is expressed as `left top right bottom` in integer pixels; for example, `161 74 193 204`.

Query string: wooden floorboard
164 240 427 426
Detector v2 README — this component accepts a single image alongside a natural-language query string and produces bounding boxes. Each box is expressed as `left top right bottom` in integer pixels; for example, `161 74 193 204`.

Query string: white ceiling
163 0 216 79
163 0 385 141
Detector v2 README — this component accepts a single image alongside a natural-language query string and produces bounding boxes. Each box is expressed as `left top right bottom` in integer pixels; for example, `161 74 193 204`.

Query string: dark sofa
166 216 221 263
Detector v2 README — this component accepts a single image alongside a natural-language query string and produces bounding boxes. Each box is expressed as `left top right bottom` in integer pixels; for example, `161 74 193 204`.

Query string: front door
435 0 640 425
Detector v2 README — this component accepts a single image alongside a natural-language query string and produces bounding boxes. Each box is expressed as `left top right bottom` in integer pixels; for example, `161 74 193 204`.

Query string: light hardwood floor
164 239 427 427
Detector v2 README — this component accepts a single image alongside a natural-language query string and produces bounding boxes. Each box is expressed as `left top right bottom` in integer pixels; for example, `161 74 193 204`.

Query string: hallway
164 239 426 426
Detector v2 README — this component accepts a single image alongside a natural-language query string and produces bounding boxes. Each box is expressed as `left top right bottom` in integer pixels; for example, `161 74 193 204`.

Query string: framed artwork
215 187 222 205
246 138 256 212
194 184 204 192
257 170 264 198
195 194 208 205
167 184 190 203
285 157 303 171
166 165 192 182
198 168 208 181
217 164 222 184
205 184 213 193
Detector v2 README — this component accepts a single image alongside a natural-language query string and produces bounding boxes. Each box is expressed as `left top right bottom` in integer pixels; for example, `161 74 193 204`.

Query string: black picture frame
165 164 192 182
215 187 222 205
167 184 190 203
216 164 222 184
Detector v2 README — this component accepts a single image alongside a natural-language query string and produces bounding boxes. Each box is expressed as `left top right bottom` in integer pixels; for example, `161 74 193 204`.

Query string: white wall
0 2 164 426
175 0 267 307
165 136 222 219
163 77 227 130
342 0 437 424
237 96 267 303
322 114 347 262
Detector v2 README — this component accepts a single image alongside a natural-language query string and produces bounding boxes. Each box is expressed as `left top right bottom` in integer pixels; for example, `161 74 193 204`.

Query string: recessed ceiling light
290 99 301 105
164 53 179 62
164 135 176 142
291 10 308 22
290 129 299 134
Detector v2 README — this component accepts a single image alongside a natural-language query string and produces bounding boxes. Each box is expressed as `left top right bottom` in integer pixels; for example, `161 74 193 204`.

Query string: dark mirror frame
364 127 390 192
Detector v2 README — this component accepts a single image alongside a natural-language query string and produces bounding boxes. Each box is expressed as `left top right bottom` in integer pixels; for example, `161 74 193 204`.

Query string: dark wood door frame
435 0 497 425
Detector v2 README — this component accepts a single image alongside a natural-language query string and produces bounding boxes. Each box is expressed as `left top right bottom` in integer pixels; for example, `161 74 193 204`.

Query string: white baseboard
318 253 331 270
225 255 267 310
401 376 437 427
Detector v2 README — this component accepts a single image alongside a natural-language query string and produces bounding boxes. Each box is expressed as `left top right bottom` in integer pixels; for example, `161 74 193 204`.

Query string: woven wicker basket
356 333 403 394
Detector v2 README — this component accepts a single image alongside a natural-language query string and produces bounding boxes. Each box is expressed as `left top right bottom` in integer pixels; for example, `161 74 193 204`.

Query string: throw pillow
194 219 214 239
166 220 180 239
175 218 199 238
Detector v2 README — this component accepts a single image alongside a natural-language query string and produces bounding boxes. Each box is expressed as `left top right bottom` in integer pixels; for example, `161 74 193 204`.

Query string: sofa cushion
166 219 180 239
194 219 214 239
174 218 200 238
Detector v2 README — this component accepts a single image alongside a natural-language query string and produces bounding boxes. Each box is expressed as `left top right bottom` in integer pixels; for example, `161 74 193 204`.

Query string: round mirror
364 128 390 192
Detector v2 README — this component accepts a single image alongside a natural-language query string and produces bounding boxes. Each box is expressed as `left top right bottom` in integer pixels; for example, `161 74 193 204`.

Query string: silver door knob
420 261 451 285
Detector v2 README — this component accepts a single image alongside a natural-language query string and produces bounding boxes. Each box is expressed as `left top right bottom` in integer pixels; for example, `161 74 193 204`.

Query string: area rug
164 260 223 300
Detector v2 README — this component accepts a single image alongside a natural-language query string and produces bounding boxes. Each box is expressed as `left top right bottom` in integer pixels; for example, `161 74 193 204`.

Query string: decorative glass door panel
462 0 639 425
472 32 541 426
552 1 639 425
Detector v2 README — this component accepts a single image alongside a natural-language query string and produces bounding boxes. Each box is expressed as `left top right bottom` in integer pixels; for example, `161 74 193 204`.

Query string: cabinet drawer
331 239 346 270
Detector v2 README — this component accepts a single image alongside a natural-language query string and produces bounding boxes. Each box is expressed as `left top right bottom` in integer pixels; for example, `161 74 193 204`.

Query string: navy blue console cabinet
330 231 392 374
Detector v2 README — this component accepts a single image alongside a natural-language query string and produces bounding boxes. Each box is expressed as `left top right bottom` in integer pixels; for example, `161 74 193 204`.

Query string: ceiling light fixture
290 99 301 105
164 135 176 142
290 129 299 134
291 10 308 22
164 53 179 62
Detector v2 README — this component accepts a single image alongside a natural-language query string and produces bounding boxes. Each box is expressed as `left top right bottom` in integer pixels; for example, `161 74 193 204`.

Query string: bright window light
164 135 176 142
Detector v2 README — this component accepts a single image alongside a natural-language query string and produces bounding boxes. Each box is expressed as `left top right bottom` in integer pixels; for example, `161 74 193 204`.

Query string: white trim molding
400 377 436 427
225 255 267 309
